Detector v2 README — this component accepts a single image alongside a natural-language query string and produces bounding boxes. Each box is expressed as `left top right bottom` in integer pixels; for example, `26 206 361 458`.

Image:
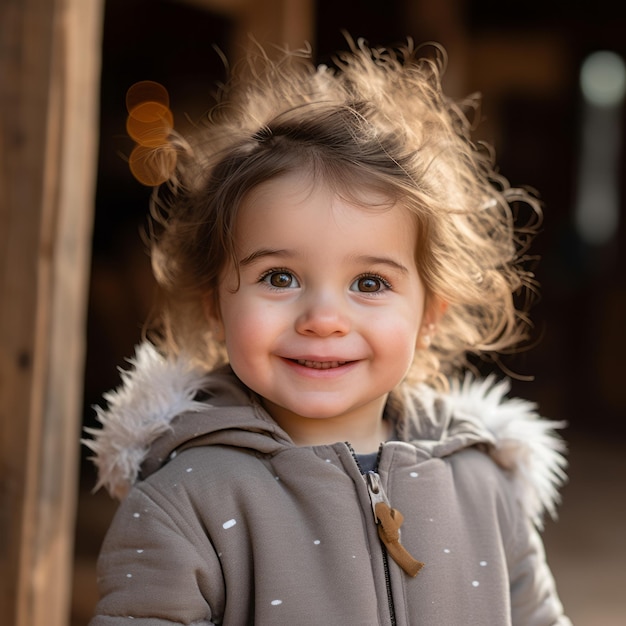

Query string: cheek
370 313 419 349
220 303 281 391
221 305 251 347
390 325 420 358
220 299 277 356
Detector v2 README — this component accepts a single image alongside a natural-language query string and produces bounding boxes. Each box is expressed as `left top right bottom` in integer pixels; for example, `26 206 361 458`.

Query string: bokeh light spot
129 143 177 187
580 50 626 108
126 80 170 113
125 81 176 186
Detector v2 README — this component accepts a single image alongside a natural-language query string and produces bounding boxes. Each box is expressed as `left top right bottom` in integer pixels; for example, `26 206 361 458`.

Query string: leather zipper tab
366 472 424 577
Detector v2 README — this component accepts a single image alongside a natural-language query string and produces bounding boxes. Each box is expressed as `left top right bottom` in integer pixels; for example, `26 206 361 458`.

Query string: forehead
239 168 401 220
234 170 417 252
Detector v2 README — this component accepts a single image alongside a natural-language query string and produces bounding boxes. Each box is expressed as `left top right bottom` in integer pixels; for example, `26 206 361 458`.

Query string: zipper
366 470 397 626
365 471 424 577
347 443 424 625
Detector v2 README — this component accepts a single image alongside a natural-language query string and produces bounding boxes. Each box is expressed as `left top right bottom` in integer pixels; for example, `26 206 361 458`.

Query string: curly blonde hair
144 37 541 390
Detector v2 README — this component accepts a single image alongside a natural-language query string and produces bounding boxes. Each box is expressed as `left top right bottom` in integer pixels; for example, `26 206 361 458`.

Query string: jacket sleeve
506 500 572 626
89 484 223 625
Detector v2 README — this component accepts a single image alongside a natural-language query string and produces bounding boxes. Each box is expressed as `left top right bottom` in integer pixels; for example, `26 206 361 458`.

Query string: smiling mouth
294 359 349 370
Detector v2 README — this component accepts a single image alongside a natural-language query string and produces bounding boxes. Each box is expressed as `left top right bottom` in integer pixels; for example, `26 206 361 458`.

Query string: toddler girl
86 38 571 625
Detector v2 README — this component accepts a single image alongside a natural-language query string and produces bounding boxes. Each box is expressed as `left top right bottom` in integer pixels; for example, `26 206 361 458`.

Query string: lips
296 359 348 370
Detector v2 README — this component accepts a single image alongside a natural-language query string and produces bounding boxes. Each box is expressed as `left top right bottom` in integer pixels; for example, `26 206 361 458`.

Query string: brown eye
271 272 292 287
358 277 380 292
262 271 299 289
350 275 391 294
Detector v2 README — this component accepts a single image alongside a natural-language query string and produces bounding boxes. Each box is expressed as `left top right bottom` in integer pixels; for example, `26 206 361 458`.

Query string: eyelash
257 269 393 293
352 273 393 294
258 268 298 290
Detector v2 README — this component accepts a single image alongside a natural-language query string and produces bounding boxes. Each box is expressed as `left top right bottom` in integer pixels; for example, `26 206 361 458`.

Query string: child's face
214 170 433 442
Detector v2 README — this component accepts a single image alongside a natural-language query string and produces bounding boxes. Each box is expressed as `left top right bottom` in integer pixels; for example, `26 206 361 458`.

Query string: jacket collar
84 341 568 527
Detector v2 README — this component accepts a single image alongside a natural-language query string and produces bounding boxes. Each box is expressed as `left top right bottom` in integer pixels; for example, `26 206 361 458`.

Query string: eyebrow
354 255 410 274
239 249 409 275
238 248 293 266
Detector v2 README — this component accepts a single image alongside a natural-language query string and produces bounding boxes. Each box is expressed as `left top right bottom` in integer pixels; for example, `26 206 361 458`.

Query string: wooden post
0 0 103 624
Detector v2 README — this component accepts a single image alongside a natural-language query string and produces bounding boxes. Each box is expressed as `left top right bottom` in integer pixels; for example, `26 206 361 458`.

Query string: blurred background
73 0 626 624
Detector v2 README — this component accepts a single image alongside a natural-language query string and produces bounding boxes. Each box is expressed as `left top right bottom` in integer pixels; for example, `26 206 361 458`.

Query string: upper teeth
297 359 346 369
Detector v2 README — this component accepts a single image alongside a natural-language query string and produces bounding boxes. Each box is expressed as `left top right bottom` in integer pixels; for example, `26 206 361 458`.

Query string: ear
417 297 448 350
202 292 225 342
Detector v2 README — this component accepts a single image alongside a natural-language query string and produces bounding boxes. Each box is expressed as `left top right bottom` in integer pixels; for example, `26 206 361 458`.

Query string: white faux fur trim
83 342 211 500
447 374 568 528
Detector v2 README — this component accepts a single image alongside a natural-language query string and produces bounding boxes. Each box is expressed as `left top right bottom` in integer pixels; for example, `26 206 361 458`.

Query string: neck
262 398 392 454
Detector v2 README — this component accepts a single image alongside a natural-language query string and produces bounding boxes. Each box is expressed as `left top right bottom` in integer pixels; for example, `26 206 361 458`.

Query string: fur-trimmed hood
84 342 568 528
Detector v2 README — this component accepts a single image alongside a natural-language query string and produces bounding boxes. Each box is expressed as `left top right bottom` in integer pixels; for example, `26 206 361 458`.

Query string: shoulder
399 374 569 529
84 342 256 500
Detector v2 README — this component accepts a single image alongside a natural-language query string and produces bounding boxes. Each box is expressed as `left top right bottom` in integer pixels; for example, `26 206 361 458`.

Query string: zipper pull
366 472 424 577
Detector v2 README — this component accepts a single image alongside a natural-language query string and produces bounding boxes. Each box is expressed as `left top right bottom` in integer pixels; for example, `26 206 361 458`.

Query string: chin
285 406 347 420
266 398 353 422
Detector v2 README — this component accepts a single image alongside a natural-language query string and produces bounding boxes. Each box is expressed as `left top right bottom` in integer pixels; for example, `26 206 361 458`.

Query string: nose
294 292 351 337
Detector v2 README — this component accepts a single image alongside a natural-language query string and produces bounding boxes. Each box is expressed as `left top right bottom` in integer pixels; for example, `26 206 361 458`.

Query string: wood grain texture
0 1 103 624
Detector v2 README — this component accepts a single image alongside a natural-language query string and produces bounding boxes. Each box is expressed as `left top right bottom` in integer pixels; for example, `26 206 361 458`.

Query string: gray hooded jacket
86 342 571 625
